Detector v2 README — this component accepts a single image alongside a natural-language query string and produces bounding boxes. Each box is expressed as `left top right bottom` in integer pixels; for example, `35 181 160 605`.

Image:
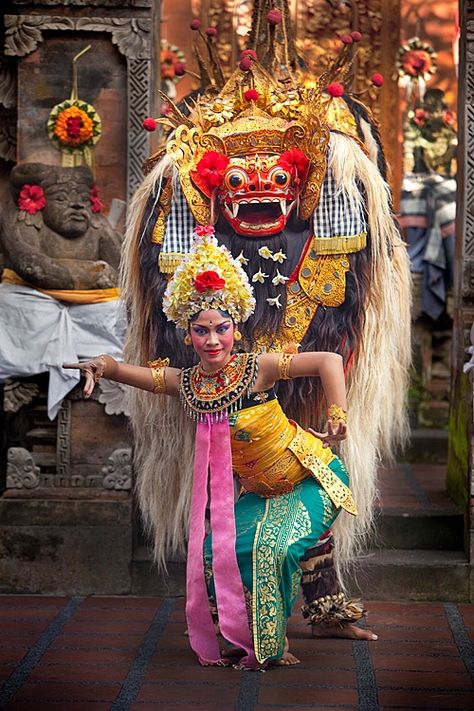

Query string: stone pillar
447 0 473 574
0 0 156 594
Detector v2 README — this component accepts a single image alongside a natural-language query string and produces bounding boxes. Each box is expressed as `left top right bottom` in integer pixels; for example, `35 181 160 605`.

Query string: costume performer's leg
300 531 365 629
204 458 348 664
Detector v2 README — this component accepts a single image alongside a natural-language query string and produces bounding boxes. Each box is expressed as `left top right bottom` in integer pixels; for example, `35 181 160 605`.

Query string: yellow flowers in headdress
162 225 255 329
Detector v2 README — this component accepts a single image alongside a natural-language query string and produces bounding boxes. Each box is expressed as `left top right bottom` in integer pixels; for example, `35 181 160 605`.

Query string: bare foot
312 622 378 641
271 636 300 666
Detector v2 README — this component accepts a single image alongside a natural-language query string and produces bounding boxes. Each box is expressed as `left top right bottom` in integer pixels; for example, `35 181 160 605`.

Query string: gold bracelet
147 357 170 394
278 352 294 380
327 404 347 424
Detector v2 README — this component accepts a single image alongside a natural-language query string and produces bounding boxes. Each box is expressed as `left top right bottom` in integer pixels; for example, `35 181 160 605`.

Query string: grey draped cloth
0 284 126 419
400 173 456 320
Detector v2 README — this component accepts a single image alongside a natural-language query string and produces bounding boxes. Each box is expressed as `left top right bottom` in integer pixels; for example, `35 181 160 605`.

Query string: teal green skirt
204 456 349 663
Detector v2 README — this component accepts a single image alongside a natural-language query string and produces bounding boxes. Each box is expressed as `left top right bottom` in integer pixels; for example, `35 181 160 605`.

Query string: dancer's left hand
308 420 347 448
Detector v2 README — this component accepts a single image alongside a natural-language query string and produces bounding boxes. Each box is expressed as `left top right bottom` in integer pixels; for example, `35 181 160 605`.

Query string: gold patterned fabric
229 397 356 514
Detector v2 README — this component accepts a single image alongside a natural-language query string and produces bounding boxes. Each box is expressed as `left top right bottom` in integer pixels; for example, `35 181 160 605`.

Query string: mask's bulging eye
224 168 247 191
269 167 291 188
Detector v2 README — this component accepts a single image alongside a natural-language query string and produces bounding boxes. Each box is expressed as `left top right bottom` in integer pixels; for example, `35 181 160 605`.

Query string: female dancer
64 226 355 668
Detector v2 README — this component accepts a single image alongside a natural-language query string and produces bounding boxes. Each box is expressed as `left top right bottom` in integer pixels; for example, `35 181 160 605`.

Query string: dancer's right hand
63 355 107 398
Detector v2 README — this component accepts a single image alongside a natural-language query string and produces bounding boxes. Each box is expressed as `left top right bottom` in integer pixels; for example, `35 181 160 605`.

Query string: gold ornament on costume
327 404 347 424
162 224 255 330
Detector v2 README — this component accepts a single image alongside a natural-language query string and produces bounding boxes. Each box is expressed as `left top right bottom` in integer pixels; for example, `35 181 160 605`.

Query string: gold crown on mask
160 60 332 225
162 225 255 329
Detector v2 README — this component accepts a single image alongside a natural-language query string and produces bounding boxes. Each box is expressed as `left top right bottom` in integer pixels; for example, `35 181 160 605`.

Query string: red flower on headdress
194 270 226 293
194 225 215 237
277 148 310 185
90 185 103 214
196 151 230 190
243 89 259 102
241 49 257 60
341 34 353 44
351 31 362 42
18 184 46 214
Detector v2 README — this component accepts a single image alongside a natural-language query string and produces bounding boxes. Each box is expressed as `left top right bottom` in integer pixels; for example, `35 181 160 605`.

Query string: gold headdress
162 225 255 329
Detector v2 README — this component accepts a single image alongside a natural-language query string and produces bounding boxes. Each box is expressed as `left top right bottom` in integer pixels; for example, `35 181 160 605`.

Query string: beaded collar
179 353 258 422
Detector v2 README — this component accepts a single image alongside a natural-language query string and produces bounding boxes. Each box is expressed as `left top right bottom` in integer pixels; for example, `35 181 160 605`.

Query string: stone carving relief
3 380 39 413
98 380 130 417
102 448 132 490
6 447 41 489
1 163 122 289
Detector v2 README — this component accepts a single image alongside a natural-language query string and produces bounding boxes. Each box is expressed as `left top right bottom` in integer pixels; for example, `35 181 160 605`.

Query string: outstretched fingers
62 362 96 398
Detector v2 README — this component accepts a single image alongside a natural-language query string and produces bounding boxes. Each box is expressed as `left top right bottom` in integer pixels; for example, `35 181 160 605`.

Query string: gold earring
234 329 242 342
184 333 192 346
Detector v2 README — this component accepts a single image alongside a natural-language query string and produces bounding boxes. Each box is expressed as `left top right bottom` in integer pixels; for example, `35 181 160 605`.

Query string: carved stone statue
0 163 126 420
1 163 121 290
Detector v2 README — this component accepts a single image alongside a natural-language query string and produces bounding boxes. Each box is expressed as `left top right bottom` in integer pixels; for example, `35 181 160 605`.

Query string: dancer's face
189 309 235 372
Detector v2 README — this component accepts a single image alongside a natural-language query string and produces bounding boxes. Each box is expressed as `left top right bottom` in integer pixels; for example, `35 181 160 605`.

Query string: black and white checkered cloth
312 166 367 239
161 180 196 256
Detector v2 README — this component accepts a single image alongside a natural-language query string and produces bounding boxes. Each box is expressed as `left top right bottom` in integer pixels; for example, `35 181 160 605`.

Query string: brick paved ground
1 463 473 710
1 595 473 710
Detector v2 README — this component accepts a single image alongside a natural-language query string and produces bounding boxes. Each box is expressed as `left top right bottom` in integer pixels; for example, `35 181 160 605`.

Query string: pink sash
185 415 258 668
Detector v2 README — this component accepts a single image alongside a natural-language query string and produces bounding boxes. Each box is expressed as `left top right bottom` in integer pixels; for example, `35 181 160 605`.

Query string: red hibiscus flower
18 184 46 214
90 185 103 214
194 225 215 237
196 151 230 190
443 109 456 127
194 270 226 293
277 148 310 185
413 108 429 127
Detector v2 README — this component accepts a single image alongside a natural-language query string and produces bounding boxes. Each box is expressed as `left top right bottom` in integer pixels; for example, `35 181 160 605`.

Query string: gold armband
147 357 170 394
327 404 347 424
278 352 294 380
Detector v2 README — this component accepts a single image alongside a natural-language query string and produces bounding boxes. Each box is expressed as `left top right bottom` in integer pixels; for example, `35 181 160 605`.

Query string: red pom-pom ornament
143 117 157 131
341 34 353 44
351 31 362 42
241 49 257 60
371 72 384 87
190 19 201 30
239 57 252 71
267 9 282 26
174 62 186 77
327 83 344 98
243 89 259 102
206 26 218 37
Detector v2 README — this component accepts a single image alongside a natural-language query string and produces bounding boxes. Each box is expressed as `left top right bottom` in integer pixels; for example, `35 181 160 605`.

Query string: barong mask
157 60 331 237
